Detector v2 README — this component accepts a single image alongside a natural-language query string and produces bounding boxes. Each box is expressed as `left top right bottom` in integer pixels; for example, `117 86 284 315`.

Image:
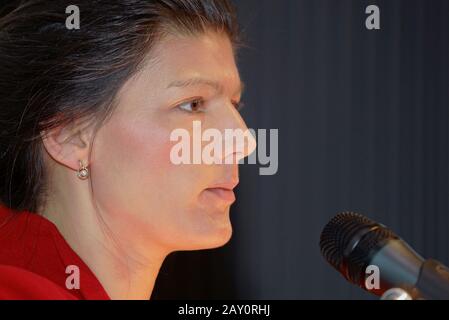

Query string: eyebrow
166 77 245 96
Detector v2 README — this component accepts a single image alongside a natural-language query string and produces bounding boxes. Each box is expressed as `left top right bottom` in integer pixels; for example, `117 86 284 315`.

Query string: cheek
91 115 175 212
124 126 172 171
91 112 207 218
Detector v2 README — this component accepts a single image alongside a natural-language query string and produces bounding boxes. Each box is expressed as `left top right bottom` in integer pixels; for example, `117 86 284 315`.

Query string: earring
77 160 89 180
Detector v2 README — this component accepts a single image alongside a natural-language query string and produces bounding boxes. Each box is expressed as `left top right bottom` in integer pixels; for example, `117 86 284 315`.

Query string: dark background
152 0 449 299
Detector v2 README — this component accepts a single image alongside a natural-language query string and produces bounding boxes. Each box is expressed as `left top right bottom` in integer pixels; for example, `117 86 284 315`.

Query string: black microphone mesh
319 212 398 285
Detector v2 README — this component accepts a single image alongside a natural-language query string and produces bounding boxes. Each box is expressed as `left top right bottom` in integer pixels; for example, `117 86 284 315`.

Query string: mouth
204 188 236 203
203 180 239 204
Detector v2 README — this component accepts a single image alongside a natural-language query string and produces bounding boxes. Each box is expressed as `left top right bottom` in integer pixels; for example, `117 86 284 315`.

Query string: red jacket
0 205 110 300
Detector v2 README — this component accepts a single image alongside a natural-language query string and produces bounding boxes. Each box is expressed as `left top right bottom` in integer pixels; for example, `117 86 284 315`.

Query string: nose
218 102 257 164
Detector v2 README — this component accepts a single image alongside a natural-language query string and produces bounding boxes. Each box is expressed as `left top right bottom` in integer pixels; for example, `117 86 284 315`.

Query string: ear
41 120 94 171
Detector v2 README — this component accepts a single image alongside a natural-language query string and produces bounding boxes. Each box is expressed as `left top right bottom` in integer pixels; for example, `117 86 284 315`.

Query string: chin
179 223 234 252
207 220 234 249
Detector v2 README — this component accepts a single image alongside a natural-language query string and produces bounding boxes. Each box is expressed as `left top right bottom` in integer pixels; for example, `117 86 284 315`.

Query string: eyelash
177 99 245 113
177 99 206 113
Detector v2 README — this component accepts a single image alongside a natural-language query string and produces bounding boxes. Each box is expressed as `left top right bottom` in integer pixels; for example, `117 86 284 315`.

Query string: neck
41 189 169 300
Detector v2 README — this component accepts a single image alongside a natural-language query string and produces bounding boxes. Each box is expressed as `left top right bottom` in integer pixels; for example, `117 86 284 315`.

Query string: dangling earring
77 160 89 180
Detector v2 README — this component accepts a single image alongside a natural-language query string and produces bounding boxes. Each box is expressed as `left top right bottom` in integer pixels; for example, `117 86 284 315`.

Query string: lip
204 188 236 204
204 180 239 204
208 180 240 191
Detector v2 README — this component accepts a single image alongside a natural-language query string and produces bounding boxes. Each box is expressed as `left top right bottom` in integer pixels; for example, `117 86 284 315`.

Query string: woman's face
91 31 255 253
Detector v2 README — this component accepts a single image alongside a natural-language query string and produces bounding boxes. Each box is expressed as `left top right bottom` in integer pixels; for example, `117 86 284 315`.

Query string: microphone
319 212 449 299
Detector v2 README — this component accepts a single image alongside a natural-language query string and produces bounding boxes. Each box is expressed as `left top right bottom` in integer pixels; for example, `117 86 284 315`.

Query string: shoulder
0 205 110 300
0 265 77 300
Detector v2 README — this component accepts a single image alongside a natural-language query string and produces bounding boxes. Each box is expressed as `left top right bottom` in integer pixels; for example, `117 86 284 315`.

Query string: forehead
145 31 241 88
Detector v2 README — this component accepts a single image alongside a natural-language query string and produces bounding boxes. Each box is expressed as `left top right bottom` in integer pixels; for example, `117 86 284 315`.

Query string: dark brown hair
0 0 239 213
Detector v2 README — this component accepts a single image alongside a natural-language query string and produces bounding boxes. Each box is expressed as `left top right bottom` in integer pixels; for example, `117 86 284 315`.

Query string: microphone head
319 212 399 287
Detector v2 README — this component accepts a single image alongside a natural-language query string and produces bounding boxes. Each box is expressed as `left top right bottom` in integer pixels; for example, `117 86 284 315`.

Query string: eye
177 99 206 113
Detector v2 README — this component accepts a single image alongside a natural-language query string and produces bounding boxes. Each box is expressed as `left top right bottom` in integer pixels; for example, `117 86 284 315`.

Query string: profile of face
89 31 256 254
